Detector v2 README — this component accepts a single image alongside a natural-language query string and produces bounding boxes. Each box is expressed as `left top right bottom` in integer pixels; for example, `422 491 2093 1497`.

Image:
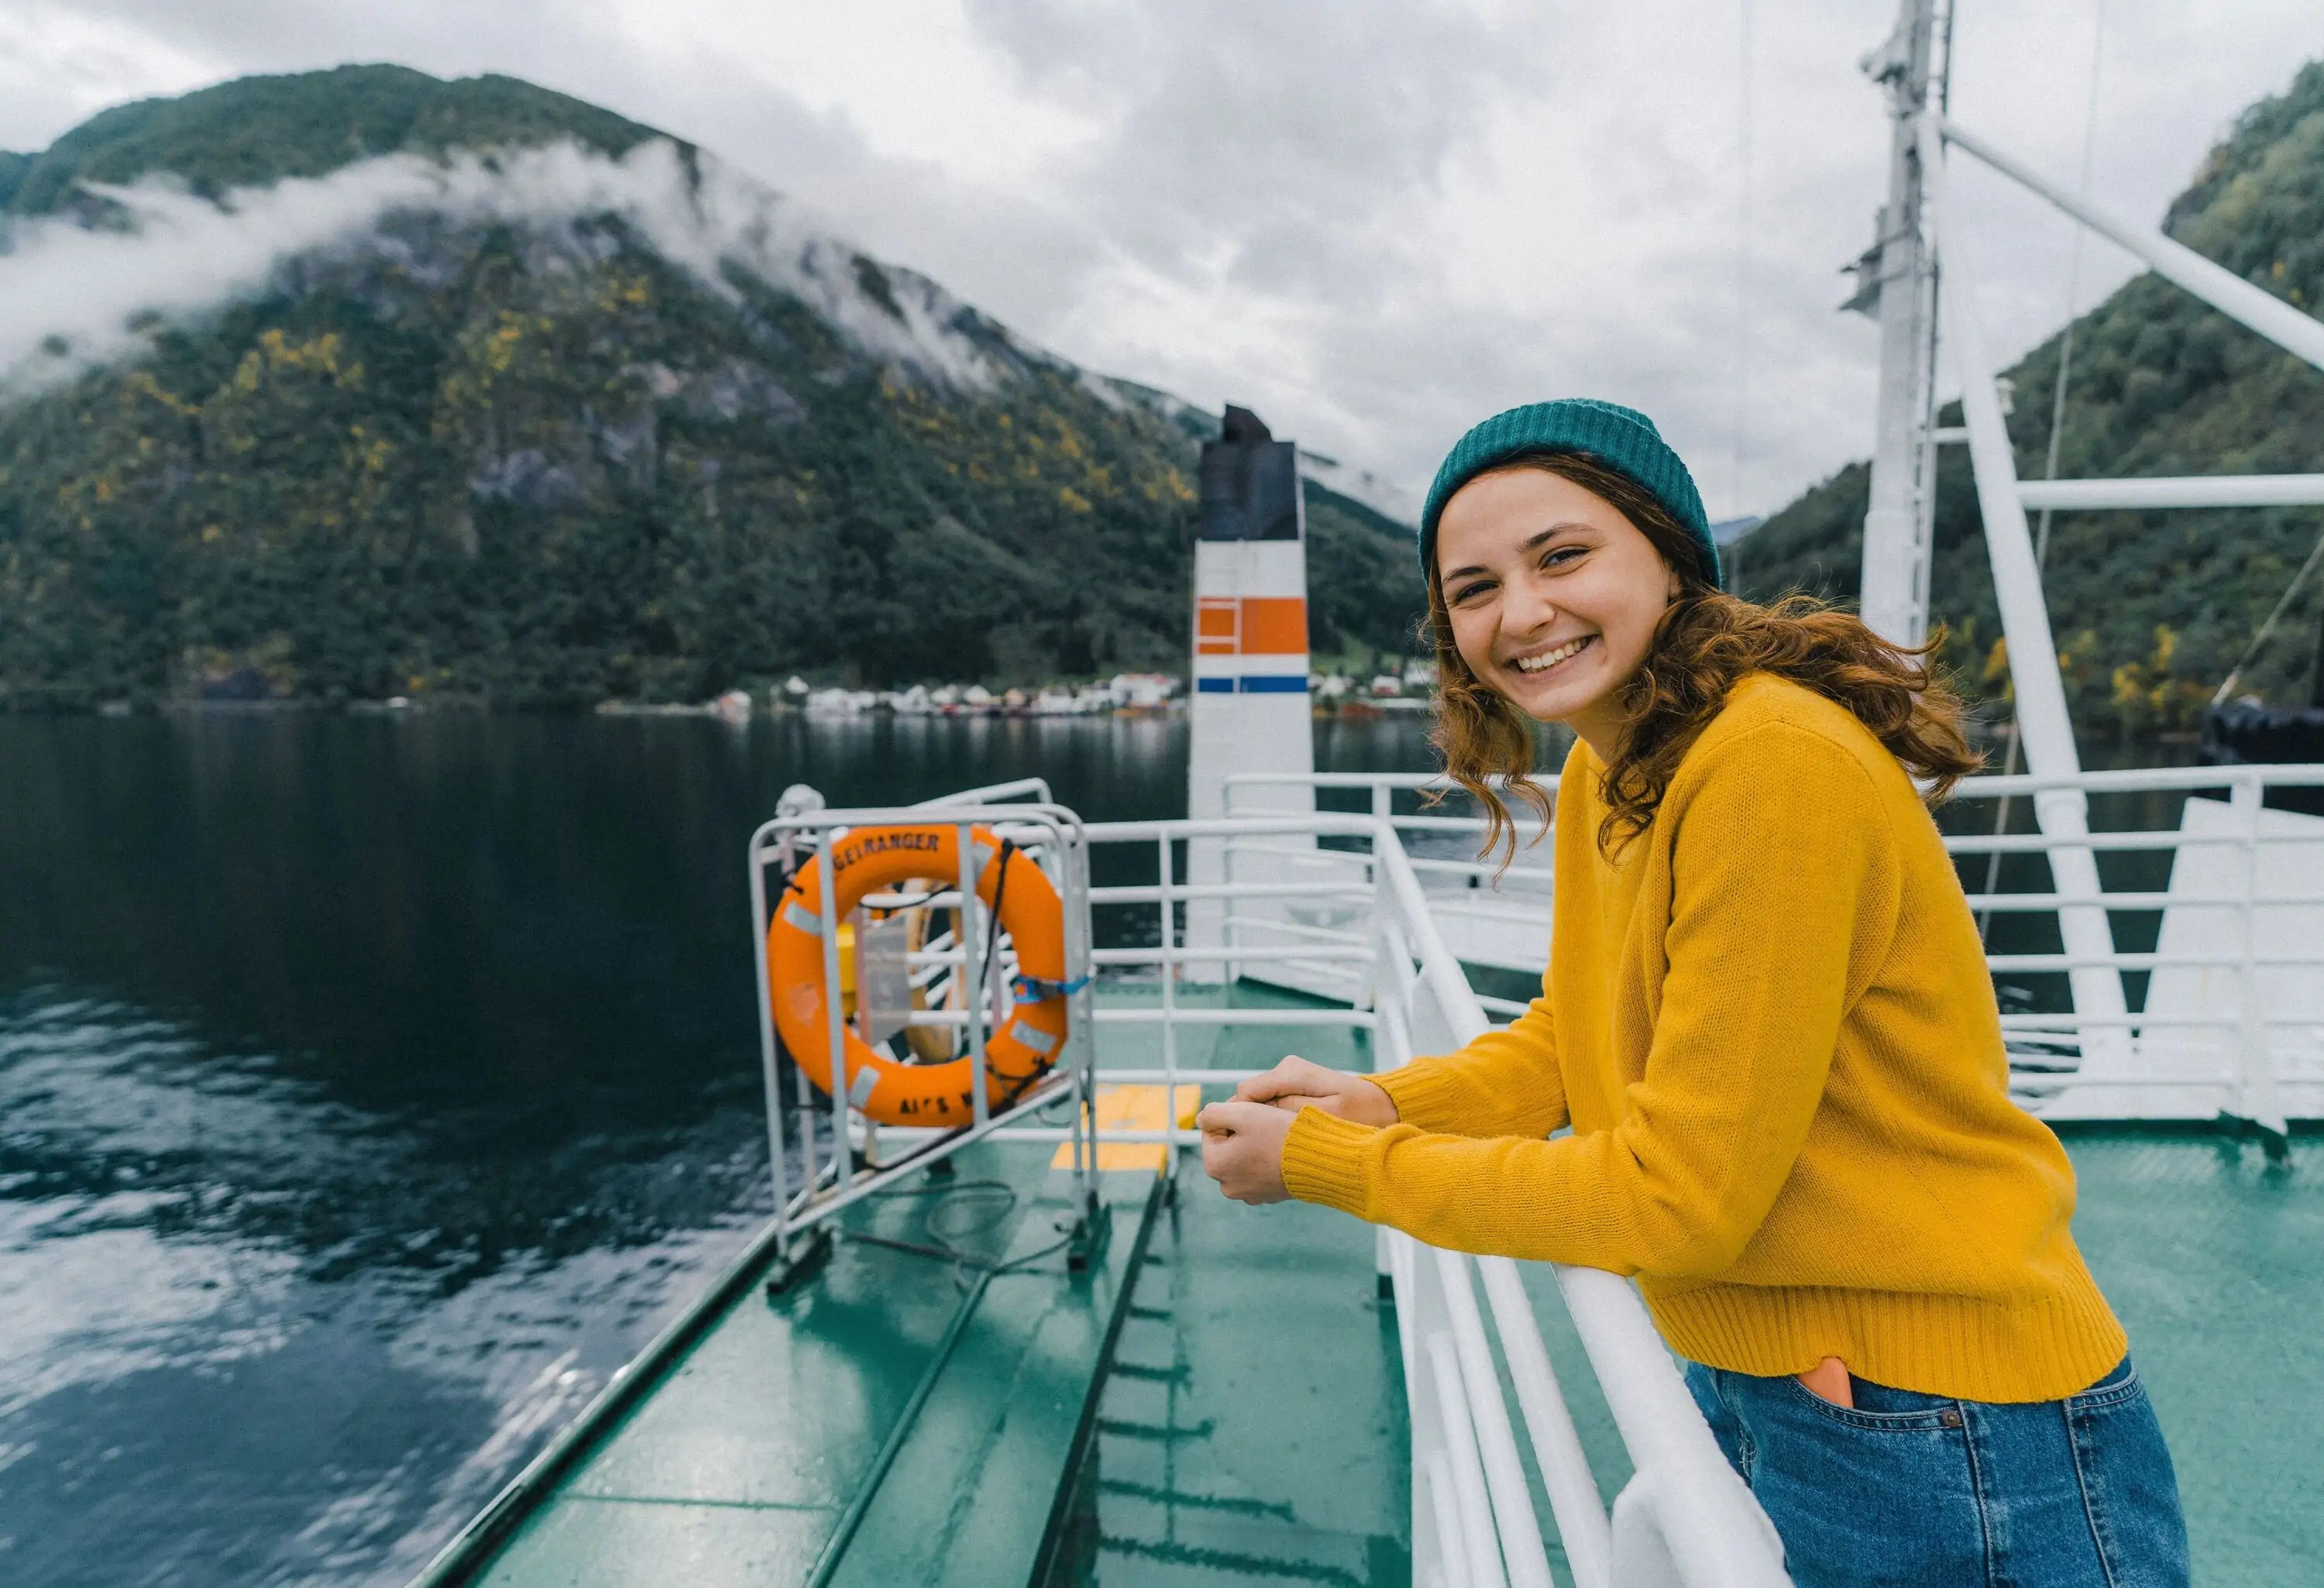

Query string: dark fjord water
0 710 1438 1588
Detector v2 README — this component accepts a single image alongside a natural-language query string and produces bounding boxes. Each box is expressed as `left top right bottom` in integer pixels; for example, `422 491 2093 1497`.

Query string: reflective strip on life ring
767 823 1069 1128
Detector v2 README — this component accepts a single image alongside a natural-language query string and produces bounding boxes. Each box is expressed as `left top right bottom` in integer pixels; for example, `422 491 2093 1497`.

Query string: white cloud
2 0 2319 517
0 138 1057 396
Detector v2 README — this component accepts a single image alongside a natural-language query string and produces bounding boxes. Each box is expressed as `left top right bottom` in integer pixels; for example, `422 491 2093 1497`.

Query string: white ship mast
1852 0 1945 653
1854 0 2324 1133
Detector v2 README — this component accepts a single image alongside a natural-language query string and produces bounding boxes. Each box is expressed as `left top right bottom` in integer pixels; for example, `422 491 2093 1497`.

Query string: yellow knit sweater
1282 674 2126 1402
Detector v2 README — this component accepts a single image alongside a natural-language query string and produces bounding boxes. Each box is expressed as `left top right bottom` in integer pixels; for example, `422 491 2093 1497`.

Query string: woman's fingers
1232 1060 1397 1127
1196 1099 1294 1204
1196 1098 1270 1134
1234 1055 1328 1104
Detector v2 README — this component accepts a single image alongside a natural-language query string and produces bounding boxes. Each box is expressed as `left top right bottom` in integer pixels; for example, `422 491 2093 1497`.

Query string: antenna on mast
1848 0 1948 646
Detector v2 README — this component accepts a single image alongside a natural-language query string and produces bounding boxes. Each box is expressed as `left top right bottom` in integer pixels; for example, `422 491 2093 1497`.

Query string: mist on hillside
0 138 1040 401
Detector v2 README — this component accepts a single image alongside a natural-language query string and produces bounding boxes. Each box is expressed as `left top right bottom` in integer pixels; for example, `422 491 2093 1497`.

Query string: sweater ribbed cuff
1280 1106 1377 1215
1369 1060 1469 1133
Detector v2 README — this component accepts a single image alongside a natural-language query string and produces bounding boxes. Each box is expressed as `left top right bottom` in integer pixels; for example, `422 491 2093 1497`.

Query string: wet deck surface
2058 1130 2324 1584
445 982 2321 1586
1050 1185 1411 1586
456 984 1397 1588
467 1139 1153 1588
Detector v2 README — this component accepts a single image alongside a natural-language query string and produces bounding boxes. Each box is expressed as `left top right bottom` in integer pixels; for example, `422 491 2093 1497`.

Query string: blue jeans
1685 1356 2189 1587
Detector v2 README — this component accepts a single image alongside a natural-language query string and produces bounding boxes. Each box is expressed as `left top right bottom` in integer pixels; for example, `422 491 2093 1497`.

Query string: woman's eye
1541 546 1582 570
1450 581 1492 605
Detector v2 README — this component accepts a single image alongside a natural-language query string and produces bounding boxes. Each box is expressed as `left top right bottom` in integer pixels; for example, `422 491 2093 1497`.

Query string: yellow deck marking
1052 1084 1202 1171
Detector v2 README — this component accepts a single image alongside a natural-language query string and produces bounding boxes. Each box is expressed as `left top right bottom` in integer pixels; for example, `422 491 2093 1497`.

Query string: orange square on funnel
1237 597 1307 655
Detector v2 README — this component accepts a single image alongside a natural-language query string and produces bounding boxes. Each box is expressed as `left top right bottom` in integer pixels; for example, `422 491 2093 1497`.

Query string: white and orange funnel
1184 407 1317 958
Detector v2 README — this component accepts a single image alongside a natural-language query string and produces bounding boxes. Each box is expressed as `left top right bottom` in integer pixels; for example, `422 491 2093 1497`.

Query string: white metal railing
1946 765 2324 1136
1911 101 2324 1112
1048 808 1789 1583
748 792 1793 1585
1228 770 1560 890
1356 813 1787 1588
1227 765 2324 1137
747 788 1106 1265
741 763 2319 1580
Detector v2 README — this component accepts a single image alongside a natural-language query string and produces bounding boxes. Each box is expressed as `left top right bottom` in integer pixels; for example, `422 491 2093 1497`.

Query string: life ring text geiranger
767 823 1067 1128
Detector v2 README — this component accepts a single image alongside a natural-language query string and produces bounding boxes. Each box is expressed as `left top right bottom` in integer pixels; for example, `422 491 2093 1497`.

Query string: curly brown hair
1425 452 1983 864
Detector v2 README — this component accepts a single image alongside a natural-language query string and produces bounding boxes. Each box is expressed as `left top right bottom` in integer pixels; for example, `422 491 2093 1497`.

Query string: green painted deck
2058 1129 2324 1584
431 984 2324 1586
1477 1131 2324 1586
460 1140 1156 1588
437 985 1407 1588
1048 1186 1411 1586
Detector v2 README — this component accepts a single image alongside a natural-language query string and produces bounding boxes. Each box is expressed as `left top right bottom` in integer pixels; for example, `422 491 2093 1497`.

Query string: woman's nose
1502 580 1556 636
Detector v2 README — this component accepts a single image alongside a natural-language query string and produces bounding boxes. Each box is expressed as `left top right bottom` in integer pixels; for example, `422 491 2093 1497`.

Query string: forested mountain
0 67 1424 709
1741 60 2324 738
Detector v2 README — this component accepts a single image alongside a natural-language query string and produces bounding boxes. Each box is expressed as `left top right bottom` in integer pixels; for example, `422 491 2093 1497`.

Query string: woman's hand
1196 1099 1298 1204
1234 1055 1399 1127
1200 1058 1397 1205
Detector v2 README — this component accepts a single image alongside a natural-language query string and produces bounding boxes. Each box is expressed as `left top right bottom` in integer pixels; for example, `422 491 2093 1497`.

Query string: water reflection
0 710 1439 1586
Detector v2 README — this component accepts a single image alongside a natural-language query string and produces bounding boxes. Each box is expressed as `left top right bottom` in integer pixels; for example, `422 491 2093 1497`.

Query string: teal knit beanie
1418 400 1723 590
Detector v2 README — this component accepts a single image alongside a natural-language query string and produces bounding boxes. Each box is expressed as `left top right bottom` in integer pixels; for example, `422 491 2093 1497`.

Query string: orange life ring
768 823 1069 1128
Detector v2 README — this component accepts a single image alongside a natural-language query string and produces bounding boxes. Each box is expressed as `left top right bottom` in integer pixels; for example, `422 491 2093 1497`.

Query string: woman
1197 400 2189 1586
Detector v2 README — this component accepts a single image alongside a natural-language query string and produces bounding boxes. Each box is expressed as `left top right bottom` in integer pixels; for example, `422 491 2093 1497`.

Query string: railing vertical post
1437 1249 1555 1588
1402 1232 1450 1588
1224 825 1240 989
2230 772 2288 1137
960 823 988 1131
1067 835 1097 1200
1428 1332 1511 1588
816 825 852 1185
1424 1450 1476 1588
748 832 792 1256
1480 1258 1614 1588
1159 834 1178 1162
1368 838 1394 1292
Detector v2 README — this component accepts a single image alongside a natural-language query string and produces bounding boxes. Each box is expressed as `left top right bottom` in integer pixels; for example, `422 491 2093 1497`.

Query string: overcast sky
2 0 2317 518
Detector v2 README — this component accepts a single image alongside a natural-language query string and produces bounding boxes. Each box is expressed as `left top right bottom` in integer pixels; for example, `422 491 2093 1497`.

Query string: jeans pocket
1777 1371 1963 1432
2067 1366 2192 1588
2066 1353 2143 1410
1728 1371 1985 1587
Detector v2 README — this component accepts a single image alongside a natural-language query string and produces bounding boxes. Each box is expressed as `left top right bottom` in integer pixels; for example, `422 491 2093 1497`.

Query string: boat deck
2056 1128 2322 1584
1051 1174 1411 1585
431 985 1408 1588
462 1136 1156 1587
429 988 2324 1586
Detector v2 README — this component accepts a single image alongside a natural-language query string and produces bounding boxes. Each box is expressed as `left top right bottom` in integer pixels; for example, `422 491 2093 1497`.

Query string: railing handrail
743 790 2315 1583
1226 770 1561 792
1367 822 1791 1586
1948 763 2324 793
1226 762 2324 796
911 775 1055 806
1064 810 1793 1580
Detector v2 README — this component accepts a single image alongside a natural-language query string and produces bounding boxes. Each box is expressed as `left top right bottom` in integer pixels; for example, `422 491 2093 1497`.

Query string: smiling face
1433 464 1681 757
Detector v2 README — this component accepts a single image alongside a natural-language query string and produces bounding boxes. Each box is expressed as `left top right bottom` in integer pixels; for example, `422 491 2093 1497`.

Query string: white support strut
1940 117 2324 377
2020 474 2324 511
1917 113 2133 1061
